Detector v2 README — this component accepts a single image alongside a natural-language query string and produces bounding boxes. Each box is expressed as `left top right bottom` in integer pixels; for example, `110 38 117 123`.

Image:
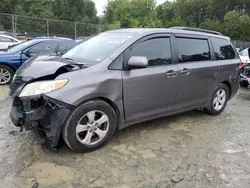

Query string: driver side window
130 37 172 67
27 42 58 55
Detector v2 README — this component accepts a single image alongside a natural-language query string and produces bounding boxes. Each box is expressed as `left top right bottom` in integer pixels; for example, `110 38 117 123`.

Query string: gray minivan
9 28 241 152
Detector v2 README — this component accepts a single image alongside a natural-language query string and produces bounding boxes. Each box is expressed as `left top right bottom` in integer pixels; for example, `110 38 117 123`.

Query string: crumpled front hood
9 55 88 98
15 55 86 79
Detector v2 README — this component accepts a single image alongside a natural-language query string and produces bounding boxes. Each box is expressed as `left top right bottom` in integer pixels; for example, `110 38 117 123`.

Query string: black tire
0 64 14 85
205 83 229 115
62 100 117 152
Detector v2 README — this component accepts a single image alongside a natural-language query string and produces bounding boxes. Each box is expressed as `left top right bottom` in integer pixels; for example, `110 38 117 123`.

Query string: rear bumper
10 95 73 149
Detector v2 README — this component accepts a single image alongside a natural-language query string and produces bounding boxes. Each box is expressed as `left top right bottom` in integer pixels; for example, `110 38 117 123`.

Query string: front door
173 36 220 111
122 34 179 123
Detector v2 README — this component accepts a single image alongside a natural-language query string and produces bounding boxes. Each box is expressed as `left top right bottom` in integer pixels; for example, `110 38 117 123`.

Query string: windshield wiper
63 57 88 65
64 57 75 61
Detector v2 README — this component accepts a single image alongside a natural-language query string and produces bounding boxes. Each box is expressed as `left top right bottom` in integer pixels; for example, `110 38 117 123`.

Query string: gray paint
127 56 148 69
22 28 240 129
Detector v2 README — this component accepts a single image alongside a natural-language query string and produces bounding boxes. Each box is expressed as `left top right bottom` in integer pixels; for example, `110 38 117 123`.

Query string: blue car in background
0 37 77 85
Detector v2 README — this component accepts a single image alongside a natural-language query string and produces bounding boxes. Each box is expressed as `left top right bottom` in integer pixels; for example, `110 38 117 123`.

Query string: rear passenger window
211 37 236 60
176 38 211 63
130 38 172 66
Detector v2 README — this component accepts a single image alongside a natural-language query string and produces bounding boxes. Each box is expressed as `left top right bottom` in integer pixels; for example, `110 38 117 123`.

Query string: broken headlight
19 79 68 97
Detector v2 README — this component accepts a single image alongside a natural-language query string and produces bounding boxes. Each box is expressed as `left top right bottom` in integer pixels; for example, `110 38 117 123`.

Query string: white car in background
239 47 250 64
0 34 20 50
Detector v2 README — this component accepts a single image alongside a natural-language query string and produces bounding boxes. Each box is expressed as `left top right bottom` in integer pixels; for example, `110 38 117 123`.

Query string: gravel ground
0 85 8 101
1 85 250 188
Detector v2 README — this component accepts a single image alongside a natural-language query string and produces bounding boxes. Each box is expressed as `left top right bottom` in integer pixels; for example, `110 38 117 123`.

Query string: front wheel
205 83 229 115
62 100 117 152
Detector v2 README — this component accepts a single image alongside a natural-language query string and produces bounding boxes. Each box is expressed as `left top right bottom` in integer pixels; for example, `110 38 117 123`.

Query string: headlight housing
19 79 68 97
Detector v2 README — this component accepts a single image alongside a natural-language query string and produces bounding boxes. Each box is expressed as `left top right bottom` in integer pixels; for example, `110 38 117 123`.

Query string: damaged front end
10 94 72 149
9 55 87 149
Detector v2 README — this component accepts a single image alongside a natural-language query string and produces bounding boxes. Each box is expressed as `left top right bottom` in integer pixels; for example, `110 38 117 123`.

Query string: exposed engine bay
10 95 72 149
9 55 87 149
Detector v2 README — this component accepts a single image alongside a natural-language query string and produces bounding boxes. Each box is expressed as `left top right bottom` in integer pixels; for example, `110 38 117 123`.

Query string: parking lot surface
1 85 250 188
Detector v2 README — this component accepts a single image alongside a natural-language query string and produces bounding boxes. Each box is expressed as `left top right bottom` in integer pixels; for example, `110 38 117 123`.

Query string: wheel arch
75 97 122 129
0 62 16 72
61 97 120 152
221 80 232 99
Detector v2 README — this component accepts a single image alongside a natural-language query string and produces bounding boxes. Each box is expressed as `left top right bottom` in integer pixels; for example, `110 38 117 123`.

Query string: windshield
62 32 135 64
8 40 36 53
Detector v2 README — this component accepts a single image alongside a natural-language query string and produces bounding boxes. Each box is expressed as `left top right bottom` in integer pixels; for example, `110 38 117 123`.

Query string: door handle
166 70 177 78
180 68 190 75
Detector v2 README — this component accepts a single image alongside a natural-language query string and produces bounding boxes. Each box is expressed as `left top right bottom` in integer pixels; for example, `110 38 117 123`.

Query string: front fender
0 54 21 70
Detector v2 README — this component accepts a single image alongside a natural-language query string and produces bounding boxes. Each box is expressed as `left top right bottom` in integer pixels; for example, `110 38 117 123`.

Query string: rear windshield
62 32 135 64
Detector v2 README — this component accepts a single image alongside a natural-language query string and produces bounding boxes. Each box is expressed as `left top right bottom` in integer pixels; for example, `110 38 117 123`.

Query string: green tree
155 0 250 40
12 0 53 35
16 0 53 18
0 0 18 14
1 0 250 40
52 0 98 23
200 18 223 33
223 11 250 40
105 0 161 28
52 0 99 36
210 0 247 22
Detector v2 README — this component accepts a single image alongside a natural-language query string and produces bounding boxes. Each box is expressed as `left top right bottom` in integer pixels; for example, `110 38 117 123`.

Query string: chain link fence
1 12 250 49
0 12 108 39
231 40 250 51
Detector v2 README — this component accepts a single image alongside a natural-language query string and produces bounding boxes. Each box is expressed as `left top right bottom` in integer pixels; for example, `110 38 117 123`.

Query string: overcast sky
92 0 167 16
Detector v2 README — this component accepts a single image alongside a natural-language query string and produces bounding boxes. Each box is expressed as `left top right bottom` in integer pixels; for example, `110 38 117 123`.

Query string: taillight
238 62 244 68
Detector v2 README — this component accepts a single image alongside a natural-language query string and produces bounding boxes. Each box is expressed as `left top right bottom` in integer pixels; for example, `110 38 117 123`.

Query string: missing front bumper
10 95 72 149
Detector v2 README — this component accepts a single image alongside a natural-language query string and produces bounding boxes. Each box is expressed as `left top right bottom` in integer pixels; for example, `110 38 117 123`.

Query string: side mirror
23 50 32 57
56 51 64 56
128 56 148 69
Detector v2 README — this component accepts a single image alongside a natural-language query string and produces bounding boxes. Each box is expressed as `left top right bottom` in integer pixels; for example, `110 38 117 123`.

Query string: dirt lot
1 85 250 188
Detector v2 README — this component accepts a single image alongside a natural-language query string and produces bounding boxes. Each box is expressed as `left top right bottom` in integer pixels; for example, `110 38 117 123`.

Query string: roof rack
170 27 222 36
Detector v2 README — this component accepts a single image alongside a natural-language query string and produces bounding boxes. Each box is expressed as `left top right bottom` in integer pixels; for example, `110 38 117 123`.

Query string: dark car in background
0 37 77 85
9 28 240 152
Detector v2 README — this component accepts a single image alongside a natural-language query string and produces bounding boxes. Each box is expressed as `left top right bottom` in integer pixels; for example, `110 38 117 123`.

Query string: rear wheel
205 83 229 115
0 65 14 85
62 100 117 152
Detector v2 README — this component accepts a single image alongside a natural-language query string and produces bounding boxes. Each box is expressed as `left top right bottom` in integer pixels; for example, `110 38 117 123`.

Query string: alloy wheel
213 89 226 111
76 110 109 145
0 68 11 84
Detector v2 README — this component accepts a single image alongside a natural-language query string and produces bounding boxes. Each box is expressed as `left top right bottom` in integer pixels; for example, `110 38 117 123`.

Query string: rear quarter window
211 37 236 60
